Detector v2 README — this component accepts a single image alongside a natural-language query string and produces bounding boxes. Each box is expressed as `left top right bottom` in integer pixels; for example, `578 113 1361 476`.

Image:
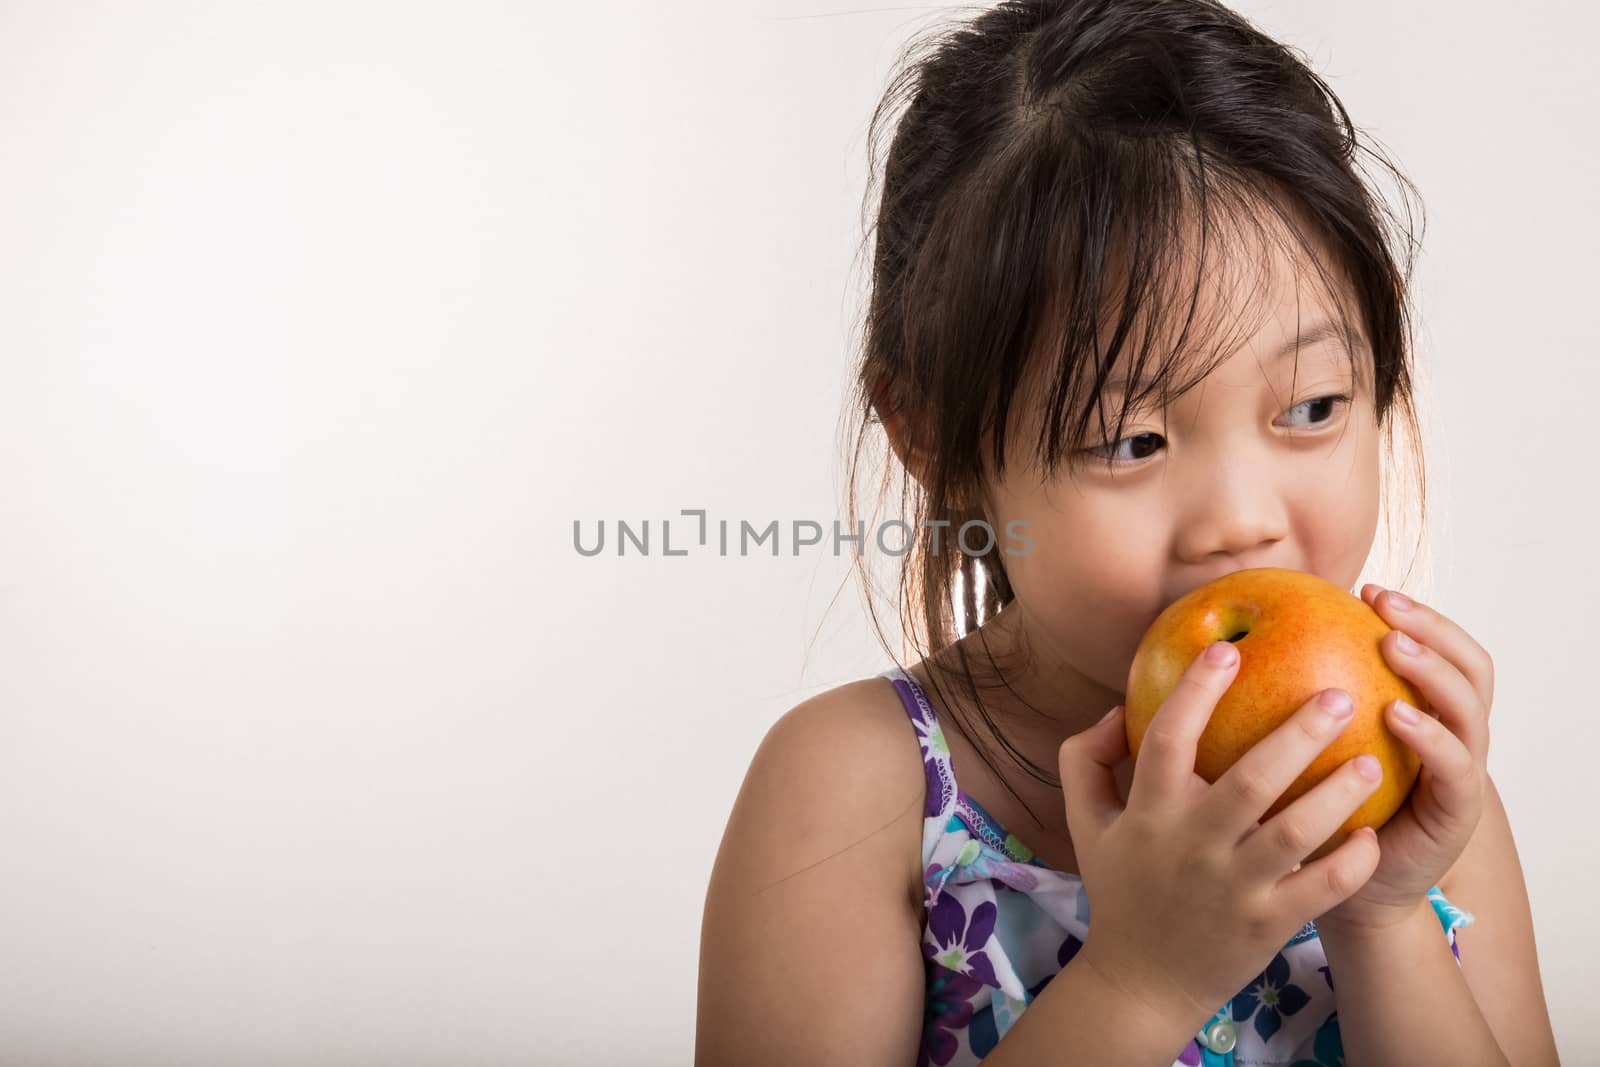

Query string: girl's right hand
1058 639 1384 1022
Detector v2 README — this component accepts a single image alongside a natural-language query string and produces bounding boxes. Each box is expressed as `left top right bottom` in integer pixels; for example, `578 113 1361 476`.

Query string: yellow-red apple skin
1125 567 1426 863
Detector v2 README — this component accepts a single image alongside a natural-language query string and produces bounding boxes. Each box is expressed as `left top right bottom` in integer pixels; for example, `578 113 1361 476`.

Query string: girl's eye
1081 393 1353 466
1083 431 1165 464
1278 392 1352 429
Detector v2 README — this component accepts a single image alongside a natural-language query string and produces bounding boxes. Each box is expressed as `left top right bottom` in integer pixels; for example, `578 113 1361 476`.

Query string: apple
1124 567 1426 863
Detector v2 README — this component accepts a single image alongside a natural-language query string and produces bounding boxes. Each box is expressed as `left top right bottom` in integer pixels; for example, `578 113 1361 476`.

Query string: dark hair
837 0 1429 825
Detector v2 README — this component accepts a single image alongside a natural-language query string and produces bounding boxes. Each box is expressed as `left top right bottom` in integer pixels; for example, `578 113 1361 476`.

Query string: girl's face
976 226 1383 721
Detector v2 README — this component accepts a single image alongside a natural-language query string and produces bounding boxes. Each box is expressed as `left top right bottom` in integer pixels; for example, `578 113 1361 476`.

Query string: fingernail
1099 705 1120 724
1319 689 1354 719
1393 631 1420 655
1391 699 1421 724
1386 591 1412 611
1205 641 1238 667
1354 754 1382 781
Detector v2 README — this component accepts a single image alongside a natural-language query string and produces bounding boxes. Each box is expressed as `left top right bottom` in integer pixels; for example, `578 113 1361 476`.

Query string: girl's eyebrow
1099 317 1354 394
1264 318 1356 366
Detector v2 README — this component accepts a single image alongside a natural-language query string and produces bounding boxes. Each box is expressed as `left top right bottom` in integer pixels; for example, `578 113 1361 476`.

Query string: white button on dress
1203 1019 1238 1054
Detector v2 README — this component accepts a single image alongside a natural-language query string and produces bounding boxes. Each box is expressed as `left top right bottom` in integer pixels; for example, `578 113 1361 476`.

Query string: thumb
1059 705 1129 841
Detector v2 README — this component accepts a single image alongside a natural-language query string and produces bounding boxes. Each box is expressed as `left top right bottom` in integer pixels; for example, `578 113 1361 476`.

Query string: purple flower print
924 894 1001 988
919 962 985 1067
958 844 1042 893
1055 931 1083 970
1177 1039 1204 1065
1022 931 1085 1002
921 745 946 818
909 706 953 819
971 931 1086 1060
1232 952 1311 1043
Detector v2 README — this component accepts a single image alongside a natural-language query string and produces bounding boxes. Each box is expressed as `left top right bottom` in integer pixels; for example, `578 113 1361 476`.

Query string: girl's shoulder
699 675 936 1061
739 674 930 908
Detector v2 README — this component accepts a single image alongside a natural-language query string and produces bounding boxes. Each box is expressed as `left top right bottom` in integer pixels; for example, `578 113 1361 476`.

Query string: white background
0 1 1593 1064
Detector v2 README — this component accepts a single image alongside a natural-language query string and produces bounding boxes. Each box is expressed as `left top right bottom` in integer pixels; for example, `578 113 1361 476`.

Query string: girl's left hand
1316 584 1492 933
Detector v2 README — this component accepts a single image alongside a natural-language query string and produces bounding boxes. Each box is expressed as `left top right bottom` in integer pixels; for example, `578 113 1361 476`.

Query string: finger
1363 585 1494 714
1380 628 1489 764
1127 640 1239 813
1237 752 1384 873
1271 823 1381 922
1385 697 1483 824
1198 687 1361 841
1060 705 1130 841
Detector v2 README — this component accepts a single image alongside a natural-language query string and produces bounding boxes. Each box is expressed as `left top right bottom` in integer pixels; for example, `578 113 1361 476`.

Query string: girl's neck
918 599 1125 765
909 601 1134 849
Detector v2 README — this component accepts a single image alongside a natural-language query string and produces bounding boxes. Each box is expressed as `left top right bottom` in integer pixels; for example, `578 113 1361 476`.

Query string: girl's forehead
992 183 1373 470
1099 314 1358 397
1075 210 1364 393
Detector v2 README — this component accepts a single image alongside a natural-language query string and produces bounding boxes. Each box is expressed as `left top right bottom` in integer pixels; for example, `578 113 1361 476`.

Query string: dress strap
880 666 957 822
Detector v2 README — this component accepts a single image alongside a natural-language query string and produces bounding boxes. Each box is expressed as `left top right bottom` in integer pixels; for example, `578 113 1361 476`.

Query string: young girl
697 1 1558 1064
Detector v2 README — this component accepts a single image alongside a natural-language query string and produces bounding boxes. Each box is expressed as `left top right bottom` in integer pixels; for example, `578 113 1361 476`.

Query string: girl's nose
1172 463 1289 563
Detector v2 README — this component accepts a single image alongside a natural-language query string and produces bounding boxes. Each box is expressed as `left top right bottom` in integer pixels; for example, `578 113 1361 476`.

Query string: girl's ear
870 371 983 512
870 372 935 489
882 409 934 487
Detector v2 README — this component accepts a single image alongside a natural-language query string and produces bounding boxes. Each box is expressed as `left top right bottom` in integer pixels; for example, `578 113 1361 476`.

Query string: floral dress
880 666 1477 1067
